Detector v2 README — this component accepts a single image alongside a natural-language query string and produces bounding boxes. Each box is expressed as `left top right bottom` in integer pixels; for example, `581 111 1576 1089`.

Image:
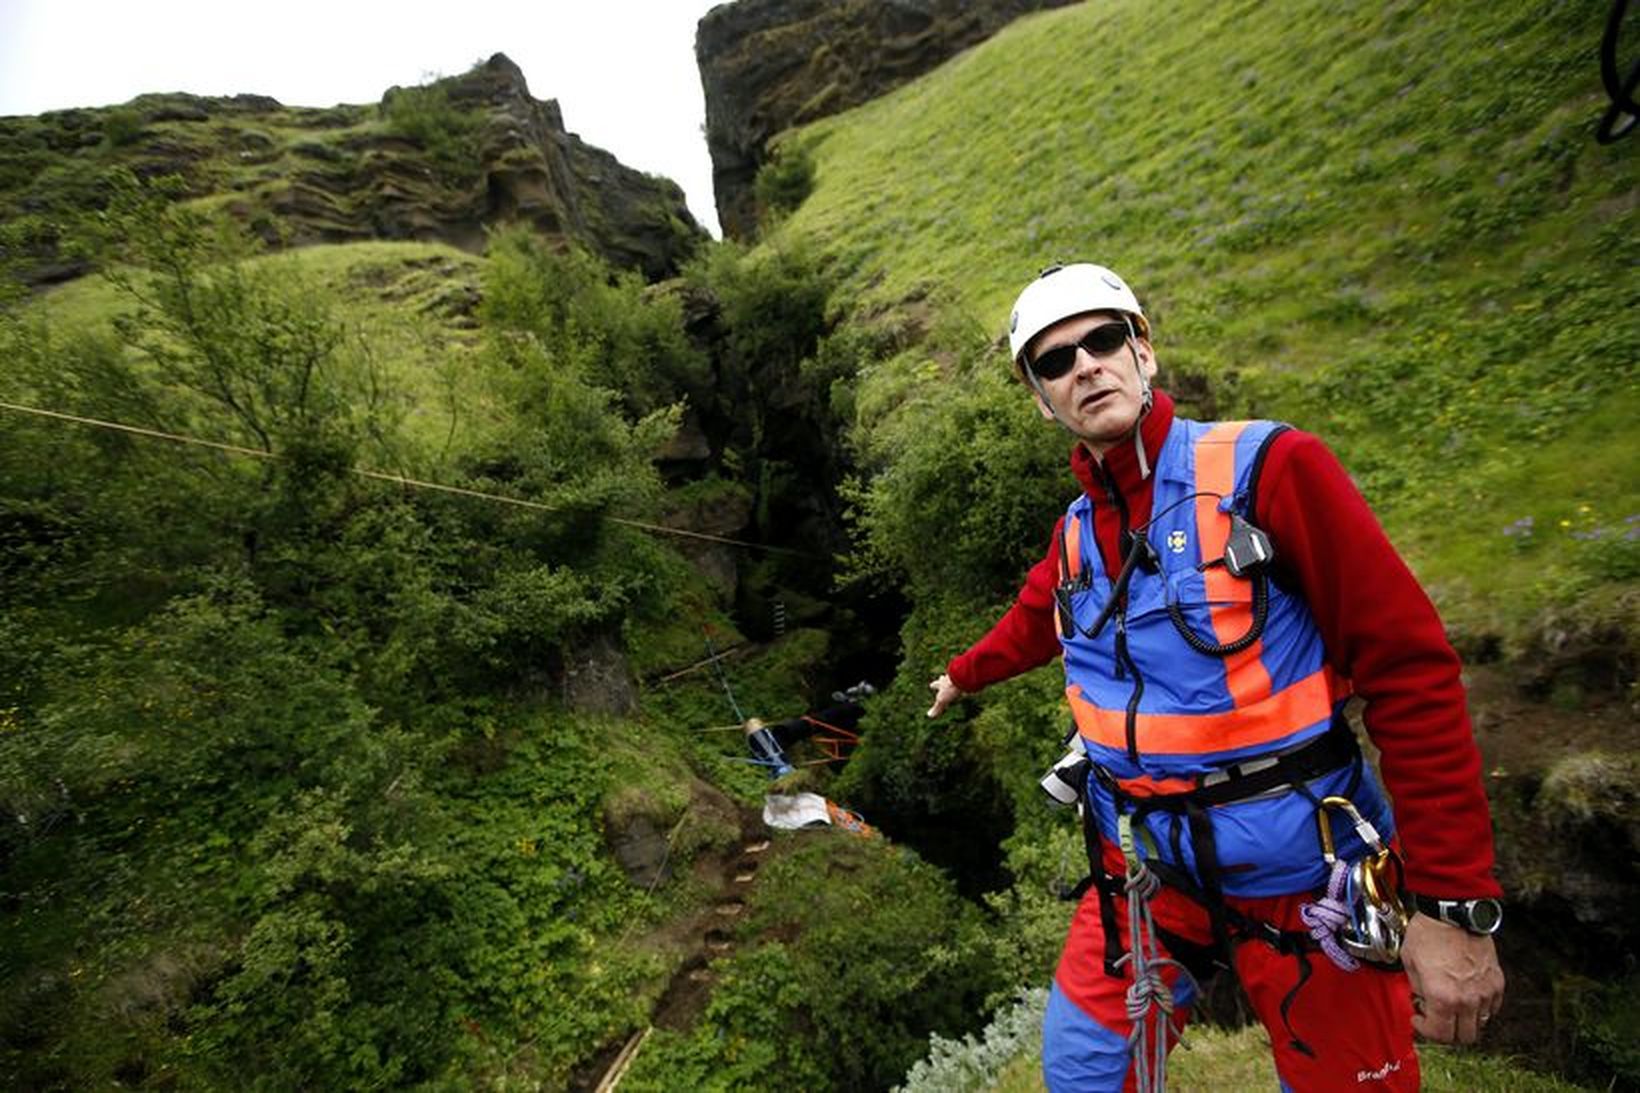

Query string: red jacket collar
1070 390 1175 501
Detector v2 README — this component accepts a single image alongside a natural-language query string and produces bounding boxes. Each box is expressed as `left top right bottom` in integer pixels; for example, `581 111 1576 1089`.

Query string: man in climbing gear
925 264 1505 1091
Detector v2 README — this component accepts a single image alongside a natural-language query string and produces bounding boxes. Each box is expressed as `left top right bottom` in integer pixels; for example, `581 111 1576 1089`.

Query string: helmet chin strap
1131 390 1153 480
1026 315 1154 480
1127 313 1153 481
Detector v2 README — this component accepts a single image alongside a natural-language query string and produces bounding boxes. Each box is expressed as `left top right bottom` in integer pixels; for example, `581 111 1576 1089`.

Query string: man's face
1026 311 1157 452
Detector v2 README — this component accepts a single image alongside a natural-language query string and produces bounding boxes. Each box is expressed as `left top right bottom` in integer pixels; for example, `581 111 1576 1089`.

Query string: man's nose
1070 344 1103 379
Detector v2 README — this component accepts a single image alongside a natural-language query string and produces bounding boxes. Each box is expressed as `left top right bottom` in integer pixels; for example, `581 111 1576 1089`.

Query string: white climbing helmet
1007 263 1147 369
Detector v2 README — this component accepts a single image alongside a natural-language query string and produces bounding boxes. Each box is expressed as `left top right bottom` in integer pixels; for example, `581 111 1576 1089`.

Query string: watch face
1467 899 1503 934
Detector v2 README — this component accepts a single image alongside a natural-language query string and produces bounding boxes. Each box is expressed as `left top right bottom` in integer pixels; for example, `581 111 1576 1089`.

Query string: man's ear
1136 338 1159 381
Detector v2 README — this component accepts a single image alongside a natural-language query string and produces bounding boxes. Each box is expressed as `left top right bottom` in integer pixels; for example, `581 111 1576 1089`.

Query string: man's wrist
1405 893 1504 936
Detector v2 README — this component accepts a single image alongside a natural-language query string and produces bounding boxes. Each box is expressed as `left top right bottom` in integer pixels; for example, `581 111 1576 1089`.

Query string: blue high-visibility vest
1057 418 1392 897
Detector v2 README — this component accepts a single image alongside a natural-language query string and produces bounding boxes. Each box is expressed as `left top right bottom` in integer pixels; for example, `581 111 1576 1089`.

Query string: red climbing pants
1043 878 1419 1092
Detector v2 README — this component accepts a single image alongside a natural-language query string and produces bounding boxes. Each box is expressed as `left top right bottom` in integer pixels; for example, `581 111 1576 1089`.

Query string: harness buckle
1200 753 1280 790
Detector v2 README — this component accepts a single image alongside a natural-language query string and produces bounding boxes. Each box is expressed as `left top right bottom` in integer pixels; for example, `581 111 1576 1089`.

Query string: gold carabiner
1358 843 1404 907
1315 795 1386 864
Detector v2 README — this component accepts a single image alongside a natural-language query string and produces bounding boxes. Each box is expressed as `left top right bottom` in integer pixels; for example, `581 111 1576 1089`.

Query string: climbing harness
1059 717 1380 1061
1046 413 1414 1077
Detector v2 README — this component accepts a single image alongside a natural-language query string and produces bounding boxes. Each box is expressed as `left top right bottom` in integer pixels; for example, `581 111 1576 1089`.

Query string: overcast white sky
0 0 729 235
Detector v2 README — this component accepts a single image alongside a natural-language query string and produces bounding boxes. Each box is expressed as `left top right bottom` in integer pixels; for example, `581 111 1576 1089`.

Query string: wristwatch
1406 893 1504 935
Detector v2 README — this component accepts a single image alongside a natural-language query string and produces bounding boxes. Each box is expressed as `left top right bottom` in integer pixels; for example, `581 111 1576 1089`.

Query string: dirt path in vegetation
571 790 775 1092
646 833 769 1033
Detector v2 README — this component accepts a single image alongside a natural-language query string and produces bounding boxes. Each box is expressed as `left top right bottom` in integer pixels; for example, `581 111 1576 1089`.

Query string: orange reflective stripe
1114 773 1198 797
1064 509 1083 583
1067 666 1343 754
1193 421 1272 708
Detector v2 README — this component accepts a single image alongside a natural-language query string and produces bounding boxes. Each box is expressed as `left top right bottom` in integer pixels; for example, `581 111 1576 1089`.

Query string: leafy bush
898 987 1048 1093
625 834 1004 1092
1557 973 1640 1088
754 141 817 222
0 173 698 1088
840 341 1066 605
101 107 145 149
480 227 709 421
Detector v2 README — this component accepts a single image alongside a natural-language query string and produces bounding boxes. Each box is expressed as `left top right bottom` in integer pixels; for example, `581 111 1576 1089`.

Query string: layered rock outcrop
0 54 704 284
696 0 1077 239
431 55 704 280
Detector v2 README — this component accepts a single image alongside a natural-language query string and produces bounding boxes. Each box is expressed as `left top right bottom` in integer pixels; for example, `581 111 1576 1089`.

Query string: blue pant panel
1042 980 1131 1092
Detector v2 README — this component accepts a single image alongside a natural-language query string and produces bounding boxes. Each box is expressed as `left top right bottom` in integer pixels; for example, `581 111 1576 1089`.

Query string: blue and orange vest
1058 418 1393 898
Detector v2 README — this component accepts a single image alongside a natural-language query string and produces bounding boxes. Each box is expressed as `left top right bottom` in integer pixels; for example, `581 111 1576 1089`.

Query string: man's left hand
1401 912 1505 1044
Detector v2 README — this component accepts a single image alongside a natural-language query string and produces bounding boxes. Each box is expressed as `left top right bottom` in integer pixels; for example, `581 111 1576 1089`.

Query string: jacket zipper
1116 611 1144 763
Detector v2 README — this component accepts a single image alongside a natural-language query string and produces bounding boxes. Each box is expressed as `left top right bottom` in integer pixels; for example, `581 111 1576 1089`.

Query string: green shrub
1557 973 1640 1088
101 107 145 149
0 171 699 1088
840 331 1067 607
900 987 1048 1093
754 141 817 222
480 227 710 420
625 834 1003 1092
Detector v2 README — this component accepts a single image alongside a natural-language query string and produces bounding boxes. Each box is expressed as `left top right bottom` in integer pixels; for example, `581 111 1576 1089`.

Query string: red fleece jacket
947 391 1500 899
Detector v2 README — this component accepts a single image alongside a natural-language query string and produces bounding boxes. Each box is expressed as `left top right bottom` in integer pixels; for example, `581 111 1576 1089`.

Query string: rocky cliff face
0 54 704 285
434 55 704 279
695 0 1077 240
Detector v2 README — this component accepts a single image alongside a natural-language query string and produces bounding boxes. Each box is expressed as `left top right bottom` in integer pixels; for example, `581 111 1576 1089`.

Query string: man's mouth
1079 390 1114 412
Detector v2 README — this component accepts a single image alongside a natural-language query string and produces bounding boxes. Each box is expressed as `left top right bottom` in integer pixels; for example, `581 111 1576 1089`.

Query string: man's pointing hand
927 673 965 718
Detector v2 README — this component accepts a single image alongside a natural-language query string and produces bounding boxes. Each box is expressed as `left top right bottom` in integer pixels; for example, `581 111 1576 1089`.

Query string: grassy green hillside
755 2 1637 1086
34 239 491 452
775 0 1637 650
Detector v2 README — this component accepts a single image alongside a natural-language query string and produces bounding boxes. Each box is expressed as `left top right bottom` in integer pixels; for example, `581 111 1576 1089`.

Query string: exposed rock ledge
696 0 1077 239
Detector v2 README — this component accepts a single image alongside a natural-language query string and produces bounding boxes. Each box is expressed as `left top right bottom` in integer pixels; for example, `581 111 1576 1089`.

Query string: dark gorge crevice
666 273 1017 905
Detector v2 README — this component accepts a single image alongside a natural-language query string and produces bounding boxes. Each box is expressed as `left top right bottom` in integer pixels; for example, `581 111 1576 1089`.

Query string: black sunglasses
1027 322 1131 381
